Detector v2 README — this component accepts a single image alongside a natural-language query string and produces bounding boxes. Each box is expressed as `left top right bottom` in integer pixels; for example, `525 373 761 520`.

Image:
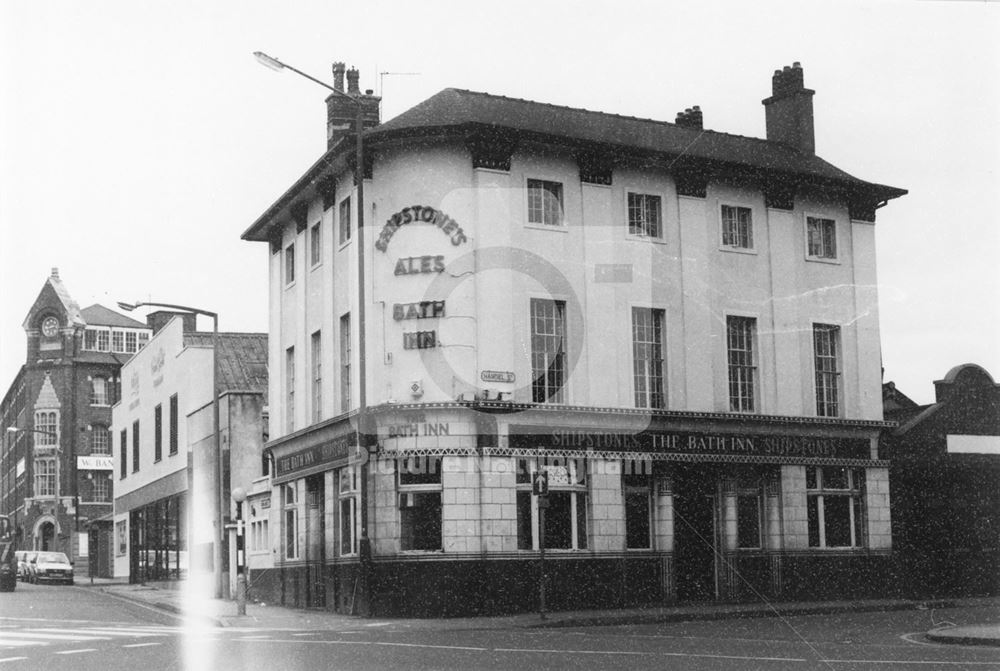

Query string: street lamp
117 300 224 598
254 51 373 614
7 426 61 552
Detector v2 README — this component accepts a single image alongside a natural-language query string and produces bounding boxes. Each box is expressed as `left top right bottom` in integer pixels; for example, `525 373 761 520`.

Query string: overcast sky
1 0 997 406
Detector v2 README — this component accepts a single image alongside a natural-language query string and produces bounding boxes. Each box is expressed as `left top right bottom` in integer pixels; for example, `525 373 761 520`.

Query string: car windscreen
35 552 69 563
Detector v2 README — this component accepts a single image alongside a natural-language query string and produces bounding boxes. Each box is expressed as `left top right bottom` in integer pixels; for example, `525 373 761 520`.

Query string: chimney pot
793 61 801 68
365 89 374 95
332 62 345 92
51 267 59 279
346 67 360 95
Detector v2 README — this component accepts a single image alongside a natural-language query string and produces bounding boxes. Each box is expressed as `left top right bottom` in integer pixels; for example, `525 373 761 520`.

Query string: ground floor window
517 458 588 550
338 465 358 556
807 466 864 548
128 494 186 582
624 465 652 549
116 520 127 556
736 472 764 550
282 483 299 559
398 456 442 551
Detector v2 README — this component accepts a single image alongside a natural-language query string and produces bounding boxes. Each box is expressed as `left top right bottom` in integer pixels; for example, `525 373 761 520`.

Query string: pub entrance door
304 474 326 608
673 465 720 601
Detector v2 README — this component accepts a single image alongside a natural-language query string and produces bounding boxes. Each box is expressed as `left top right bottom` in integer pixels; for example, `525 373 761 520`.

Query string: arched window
91 426 111 454
91 377 108 405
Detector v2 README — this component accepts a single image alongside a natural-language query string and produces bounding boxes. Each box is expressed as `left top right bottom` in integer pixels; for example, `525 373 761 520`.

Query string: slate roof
80 304 149 329
244 88 906 242
184 332 268 393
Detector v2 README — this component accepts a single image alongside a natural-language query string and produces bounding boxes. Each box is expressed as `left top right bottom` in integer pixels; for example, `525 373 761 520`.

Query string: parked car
28 551 74 585
15 551 35 582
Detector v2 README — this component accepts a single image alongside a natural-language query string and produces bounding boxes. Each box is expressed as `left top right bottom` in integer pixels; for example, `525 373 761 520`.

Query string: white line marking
370 641 488 651
823 660 1000 666
122 642 162 648
0 640 46 648
0 657 29 663
900 632 949 647
32 627 163 636
12 632 107 641
495 647 807 662
55 649 97 655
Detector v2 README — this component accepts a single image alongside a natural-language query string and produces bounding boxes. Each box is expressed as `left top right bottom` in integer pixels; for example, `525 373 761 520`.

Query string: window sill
626 234 666 245
310 261 323 271
718 245 757 256
805 255 841 265
338 239 353 251
524 223 568 233
399 549 444 554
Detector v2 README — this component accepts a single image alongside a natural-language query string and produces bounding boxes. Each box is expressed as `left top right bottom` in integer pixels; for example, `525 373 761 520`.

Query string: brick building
0 269 150 577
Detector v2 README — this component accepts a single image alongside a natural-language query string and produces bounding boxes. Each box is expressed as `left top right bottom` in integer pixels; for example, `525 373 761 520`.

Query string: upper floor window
806 216 837 260
96 329 110 352
527 179 564 226
285 347 295 432
138 332 150 350
530 298 566 404
632 308 665 409
34 458 56 497
120 429 128 478
125 331 137 353
813 324 841 417
34 411 58 446
168 394 179 455
340 314 351 413
311 330 323 423
726 316 757 413
90 377 109 405
310 221 322 266
91 475 110 503
339 197 352 244
132 420 140 472
721 205 753 250
91 426 111 454
154 404 163 462
284 244 295 285
112 330 124 353
627 193 662 238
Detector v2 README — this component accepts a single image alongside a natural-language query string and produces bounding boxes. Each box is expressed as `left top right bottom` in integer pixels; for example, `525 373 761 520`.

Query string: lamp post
117 300 224 598
254 51 373 615
6 426 61 552
231 486 246 616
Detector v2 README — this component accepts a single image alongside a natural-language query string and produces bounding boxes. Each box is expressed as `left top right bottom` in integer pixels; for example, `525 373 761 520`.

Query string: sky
1 0 997 406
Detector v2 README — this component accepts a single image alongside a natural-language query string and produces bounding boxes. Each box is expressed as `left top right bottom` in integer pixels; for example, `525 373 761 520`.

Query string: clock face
41 316 60 337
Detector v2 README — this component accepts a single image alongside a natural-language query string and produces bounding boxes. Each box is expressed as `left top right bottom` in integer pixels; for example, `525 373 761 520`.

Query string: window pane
807 496 820 547
398 456 442 485
400 492 442 551
625 488 651 549
340 498 354 555
737 495 761 548
823 496 853 547
517 491 533 549
544 491 573 549
822 466 849 490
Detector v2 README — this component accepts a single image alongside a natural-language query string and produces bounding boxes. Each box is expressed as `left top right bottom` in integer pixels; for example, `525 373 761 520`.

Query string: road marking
822 660 1000 666
10 632 108 641
0 657 28 663
370 641 488 651
496 647 806 662
0 640 46 648
55 649 97 655
900 632 949 647
122 642 162 648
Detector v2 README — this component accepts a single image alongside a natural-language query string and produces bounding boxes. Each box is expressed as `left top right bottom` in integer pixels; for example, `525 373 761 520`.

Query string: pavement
72 576 1000 645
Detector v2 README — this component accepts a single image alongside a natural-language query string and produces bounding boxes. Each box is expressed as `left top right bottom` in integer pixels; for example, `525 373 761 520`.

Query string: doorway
305 474 326 608
38 521 55 551
673 466 720 601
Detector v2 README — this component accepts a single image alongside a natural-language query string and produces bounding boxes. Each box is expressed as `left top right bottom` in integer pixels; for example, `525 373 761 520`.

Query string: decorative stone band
374 444 887 468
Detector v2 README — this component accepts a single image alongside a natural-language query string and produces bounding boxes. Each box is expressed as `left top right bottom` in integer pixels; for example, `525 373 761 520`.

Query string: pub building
242 62 905 615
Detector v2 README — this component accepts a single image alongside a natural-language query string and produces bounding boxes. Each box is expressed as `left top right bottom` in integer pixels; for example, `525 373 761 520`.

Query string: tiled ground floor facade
253 403 894 616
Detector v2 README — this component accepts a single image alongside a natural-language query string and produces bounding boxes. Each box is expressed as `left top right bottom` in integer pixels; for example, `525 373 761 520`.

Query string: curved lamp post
117 300 224 599
254 51 372 615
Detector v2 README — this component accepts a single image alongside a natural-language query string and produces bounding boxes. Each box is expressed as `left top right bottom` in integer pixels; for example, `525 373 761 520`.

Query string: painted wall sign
274 432 358 479
375 206 468 251
394 255 445 275
481 370 516 384
403 331 437 350
394 301 445 320
78 455 114 470
386 422 451 438
508 426 870 461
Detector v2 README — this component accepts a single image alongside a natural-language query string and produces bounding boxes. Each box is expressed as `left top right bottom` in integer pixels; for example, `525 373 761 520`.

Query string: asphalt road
1 582 998 670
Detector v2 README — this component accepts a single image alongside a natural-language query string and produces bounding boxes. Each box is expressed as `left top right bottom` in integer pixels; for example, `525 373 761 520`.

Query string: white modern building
111 314 267 597
242 62 905 615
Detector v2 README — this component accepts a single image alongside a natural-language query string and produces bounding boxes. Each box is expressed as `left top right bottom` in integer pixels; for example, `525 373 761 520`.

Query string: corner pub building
242 62 906 616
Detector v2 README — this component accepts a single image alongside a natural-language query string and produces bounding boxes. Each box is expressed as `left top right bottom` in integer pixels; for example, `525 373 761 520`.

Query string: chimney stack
326 63 382 150
762 62 815 154
675 106 703 130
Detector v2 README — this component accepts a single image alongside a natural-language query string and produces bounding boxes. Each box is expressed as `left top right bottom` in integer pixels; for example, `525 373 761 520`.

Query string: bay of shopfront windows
276 458 868 556
127 494 187 583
